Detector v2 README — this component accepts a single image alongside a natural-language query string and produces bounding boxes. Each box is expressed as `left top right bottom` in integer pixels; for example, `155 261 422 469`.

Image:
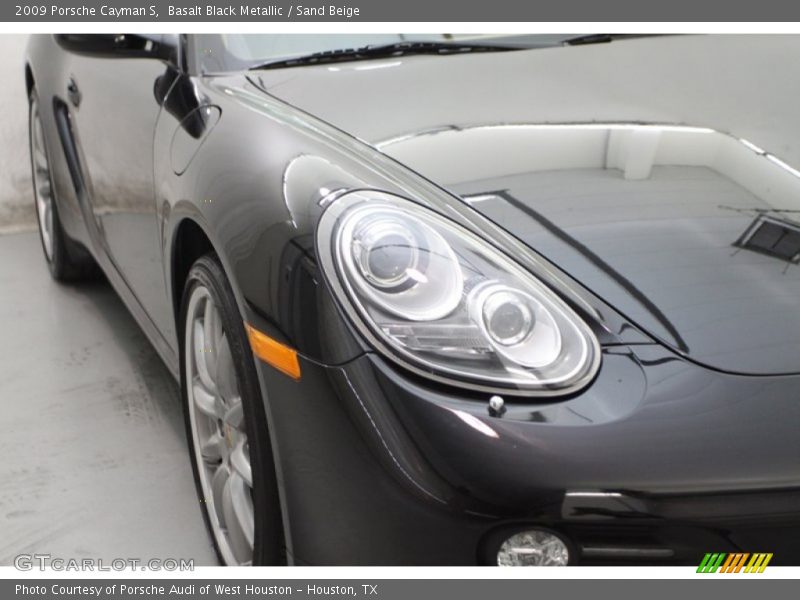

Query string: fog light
497 529 570 566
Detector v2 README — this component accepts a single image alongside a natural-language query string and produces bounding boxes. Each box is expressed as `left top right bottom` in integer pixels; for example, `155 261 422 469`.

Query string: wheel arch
170 216 216 326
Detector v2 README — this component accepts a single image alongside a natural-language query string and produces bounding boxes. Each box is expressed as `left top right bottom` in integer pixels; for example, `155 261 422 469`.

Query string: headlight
316 191 600 395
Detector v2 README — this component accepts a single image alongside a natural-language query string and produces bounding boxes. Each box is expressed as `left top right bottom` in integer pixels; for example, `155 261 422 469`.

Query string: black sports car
25 33 800 566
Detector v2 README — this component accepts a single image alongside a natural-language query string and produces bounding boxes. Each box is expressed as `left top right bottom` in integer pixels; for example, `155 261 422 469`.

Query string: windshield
190 34 574 73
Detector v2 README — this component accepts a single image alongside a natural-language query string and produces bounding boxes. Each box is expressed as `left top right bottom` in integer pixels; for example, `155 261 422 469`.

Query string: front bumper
252 338 800 565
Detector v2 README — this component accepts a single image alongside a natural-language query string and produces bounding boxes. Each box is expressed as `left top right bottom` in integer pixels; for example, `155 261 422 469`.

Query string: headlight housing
316 191 600 396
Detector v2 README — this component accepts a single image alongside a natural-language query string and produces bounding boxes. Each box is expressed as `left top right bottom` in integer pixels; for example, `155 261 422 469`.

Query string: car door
54 34 180 346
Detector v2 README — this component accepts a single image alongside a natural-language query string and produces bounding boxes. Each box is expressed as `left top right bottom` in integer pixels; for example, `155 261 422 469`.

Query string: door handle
66 77 81 107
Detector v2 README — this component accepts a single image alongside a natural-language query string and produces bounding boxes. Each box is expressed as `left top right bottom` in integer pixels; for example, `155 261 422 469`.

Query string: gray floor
0 231 218 565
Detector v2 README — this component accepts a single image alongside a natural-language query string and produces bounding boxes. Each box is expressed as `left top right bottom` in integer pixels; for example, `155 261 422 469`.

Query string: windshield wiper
563 34 665 46
249 41 525 70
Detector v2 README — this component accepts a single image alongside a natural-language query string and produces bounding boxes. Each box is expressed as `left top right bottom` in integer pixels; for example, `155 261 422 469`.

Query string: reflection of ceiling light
375 122 715 149
565 491 624 498
765 153 800 180
376 123 800 184
328 61 402 72
471 123 715 134
737 136 800 179
355 61 402 70
739 138 765 154
463 194 499 204
450 409 499 438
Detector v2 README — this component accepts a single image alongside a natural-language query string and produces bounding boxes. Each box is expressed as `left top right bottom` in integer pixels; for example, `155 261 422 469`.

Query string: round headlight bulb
338 205 464 321
353 219 421 292
497 529 571 566
471 283 562 368
482 290 535 346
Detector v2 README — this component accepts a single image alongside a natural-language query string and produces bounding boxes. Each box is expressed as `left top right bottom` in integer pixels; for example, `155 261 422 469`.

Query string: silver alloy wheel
29 97 54 261
185 285 255 565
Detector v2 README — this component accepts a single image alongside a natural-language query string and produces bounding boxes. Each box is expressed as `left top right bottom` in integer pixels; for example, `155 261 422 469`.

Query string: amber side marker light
245 324 301 380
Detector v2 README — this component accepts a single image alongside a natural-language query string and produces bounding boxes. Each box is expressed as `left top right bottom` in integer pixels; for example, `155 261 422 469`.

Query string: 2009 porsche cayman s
26 33 800 566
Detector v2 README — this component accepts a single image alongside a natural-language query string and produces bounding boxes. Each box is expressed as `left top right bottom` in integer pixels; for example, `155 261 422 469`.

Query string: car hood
253 35 800 375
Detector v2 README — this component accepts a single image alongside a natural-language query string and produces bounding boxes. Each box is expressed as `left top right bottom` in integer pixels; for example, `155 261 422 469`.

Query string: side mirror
55 34 177 63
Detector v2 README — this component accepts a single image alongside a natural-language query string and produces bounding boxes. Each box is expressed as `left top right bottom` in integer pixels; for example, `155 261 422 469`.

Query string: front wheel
180 254 284 565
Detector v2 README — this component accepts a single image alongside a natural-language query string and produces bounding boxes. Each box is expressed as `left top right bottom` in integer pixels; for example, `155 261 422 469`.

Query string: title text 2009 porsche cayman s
25 33 800 566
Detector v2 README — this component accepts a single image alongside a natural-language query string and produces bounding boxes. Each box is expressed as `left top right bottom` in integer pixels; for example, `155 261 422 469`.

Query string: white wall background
0 34 34 232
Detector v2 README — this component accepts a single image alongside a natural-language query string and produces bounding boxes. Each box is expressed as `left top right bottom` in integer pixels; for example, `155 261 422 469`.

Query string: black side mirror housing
55 34 178 64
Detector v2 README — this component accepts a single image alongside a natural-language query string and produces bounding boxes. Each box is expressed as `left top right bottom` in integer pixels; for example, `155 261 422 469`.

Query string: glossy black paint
25 34 800 565
252 37 800 376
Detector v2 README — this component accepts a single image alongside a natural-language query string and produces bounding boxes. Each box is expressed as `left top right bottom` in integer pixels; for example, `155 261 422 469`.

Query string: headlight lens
345 210 463 320
317 191 600 395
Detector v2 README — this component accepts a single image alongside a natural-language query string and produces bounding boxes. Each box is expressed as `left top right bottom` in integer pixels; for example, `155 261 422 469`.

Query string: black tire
179 253 284 565
28 89 98 282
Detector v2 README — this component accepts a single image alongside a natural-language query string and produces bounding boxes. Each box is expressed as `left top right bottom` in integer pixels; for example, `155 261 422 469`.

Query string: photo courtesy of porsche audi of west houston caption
15 584 314 598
